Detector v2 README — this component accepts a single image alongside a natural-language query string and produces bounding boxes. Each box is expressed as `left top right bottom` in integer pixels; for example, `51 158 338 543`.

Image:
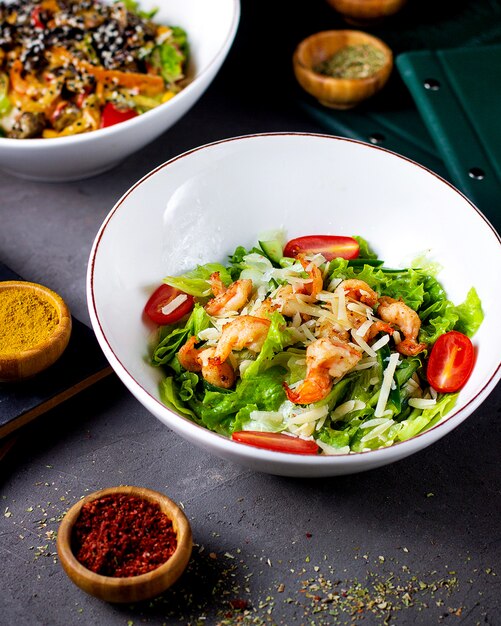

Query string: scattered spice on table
71 493 177 577
315 44 387 79
0 284 58 354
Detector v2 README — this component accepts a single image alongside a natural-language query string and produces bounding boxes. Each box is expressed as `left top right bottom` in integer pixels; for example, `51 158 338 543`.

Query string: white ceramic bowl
0 0 240 182
87 133 501 477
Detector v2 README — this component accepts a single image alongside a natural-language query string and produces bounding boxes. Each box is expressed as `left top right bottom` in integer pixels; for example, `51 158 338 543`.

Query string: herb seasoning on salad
0 0 188 138
145 232 483 455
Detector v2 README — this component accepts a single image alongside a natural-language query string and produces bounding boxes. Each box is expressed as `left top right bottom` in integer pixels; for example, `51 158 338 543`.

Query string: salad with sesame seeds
145 232 483 455
0 0 188 138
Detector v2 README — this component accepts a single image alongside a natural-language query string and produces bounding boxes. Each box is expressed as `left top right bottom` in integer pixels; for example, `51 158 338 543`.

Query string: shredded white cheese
352 357 378 371
408 397 437 409
288 405 329 425
331 400 366 420
371 333 390 352
355 319 373 337
161 294 188 315
350 330 377 357
335 284 348 322
198 327 220 342
359 417 389 429
317 440 350 456
347 302 371 316
374 352 400 417
360 419 395 442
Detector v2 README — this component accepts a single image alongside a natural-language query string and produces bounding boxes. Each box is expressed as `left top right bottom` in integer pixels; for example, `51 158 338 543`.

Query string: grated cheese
317 440 350 455
309 253 327 267
327 277 343 292
292 312 302 328
350 330 377 357
360 419 395 442
335 284 348 322
315 414 328 431
316 291 336 303
359 417 389 429
238 359 253 377
288 405 329 425
331 400 366 420
370 333 390 352
301 325 317 343
374 352 400 417
347 302 371 316
292 422 316 437
161 294 188 315
408 397 437 409
356 319 373 337
198 327 220 342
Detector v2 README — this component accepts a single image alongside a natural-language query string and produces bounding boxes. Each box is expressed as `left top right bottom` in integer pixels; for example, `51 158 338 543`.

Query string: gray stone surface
1 2 500 625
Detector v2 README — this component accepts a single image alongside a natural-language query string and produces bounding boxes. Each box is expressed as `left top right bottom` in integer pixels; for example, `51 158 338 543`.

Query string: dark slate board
0 262 113 439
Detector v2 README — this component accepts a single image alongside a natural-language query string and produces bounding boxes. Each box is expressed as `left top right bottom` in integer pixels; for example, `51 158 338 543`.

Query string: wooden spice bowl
293 30 393 109
0 280 72 382
56 485 193 603
326 0 407 25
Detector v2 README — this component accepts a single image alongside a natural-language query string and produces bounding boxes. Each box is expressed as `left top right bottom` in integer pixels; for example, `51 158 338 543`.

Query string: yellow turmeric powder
0 286 59 355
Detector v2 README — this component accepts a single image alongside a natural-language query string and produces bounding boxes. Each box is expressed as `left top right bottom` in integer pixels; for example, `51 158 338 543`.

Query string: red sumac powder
71 493 177 577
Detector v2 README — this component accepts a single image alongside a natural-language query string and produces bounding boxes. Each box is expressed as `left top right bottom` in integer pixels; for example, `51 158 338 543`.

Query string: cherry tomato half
232 431 319 455
144 284 194 325
283 235 360 261
426 331 475 393
100 102 138 128
31 7 45 29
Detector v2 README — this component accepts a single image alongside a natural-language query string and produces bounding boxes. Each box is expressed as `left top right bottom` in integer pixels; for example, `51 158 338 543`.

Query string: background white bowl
0 0 240 182
87 133 501 477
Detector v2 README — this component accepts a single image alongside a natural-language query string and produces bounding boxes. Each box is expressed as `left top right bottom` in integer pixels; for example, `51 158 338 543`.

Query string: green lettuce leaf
396 393 458 441
242 312 292 379
353 235 378 260
120 0 158 19
151 303 211 366
163 263 233 297
317 427 351 450
454 287 484 337
194 366 287 434
159 376 199 421
154 43 184 84
170 26 189 56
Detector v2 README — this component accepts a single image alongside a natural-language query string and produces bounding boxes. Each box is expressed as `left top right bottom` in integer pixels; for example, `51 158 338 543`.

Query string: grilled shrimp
273 255 323 317
284 336 362 404
197 347 236 388
377 296 426 356
204 273 253 316
345 308 394 342
338 279 378 307
316 318 350 343
178 336 235 389
274 284 301 317
251 298 277 319
297 254 324 299
212 315 271 363
178 336 203 372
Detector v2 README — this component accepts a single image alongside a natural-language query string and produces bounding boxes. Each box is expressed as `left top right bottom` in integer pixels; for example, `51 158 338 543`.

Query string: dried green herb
315 44 387 79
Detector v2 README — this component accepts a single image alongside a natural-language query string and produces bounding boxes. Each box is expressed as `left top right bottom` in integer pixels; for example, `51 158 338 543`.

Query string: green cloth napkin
396 45 501 230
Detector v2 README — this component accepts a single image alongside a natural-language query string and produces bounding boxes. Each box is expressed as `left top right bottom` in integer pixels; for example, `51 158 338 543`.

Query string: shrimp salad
147 233 483 455
0 0 188 138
